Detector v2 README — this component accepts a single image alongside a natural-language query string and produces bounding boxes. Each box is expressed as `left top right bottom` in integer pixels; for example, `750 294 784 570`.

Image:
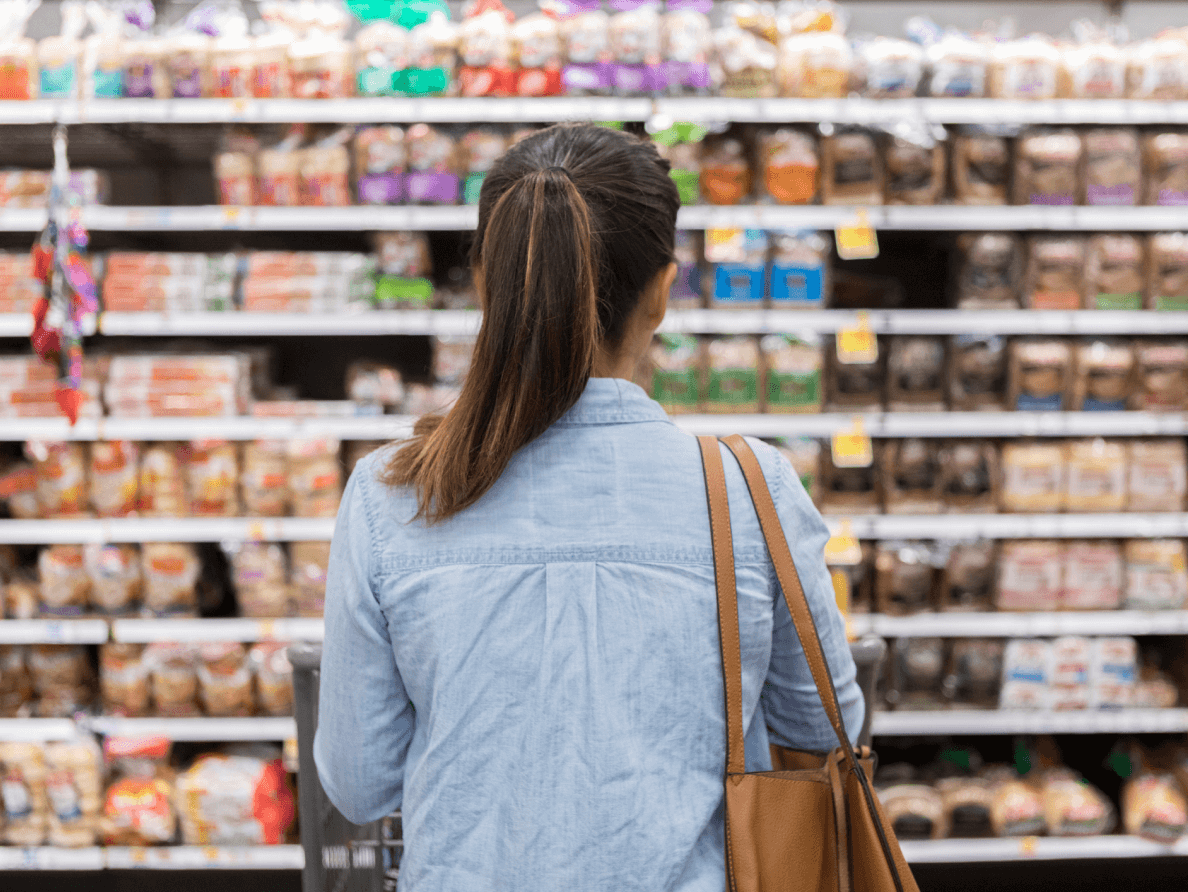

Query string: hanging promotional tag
824 518 863 566
831 418 874 469
836 311 878 365
835 208 879 260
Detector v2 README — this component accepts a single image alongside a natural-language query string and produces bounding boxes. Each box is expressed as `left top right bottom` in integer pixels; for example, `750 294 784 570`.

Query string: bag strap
697 435 746 777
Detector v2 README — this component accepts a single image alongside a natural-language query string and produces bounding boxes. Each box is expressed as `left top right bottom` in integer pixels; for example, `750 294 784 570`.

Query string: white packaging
999 639 1051 710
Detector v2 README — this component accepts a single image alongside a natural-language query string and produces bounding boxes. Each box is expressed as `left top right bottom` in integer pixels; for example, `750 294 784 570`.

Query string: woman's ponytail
384 123 679 524
384 167 601 523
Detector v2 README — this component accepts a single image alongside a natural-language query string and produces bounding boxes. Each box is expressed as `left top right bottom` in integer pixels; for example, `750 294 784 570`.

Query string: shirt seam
354 456 383 604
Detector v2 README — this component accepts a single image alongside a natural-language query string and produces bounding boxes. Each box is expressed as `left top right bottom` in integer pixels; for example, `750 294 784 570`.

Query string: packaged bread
174 752 295 845
758 128 818 205
768 230 828 307
290 541 331 617
1127 37 1187 100
101 774 177 845
1024 236 1086 310
883 130 945 206
949 335 1008 410
1084 235 1144 311
141 543 200 617
145 642 199 717
703 337 760 414
354 125 406 205
886 638 947 710
0 742 48 845
855 37 923 99
37 545 89 617
776 29 850 98
712 22 777 98
880 442 943 515
0 645 32 715
999 638 1052 707
84 544 140 616
660 7 712 96
925 32 990 97
951 132 1009 205
707 228 766 308
1127 440 1187 512
1072 338 1135 411
1143 134 1188 206
774 438 820 502
1064 439 1127 513
355 22 408 97
183 440 239 516
43 740 102 848
1124 540 1188 610
989 37 1060 99
877 785 945 840
0 461 40 520
288 32 352 99
214 150 255 205
874 542 937 614
1146 232 1188 311
26 441 87 518
1059 39 1126 99
944 641 1004 709
5 574 37 620
138 444 186 517
561 9 611 95
1091 636 1136 709
99 643 150 717
198 643 253 717
1081 129 1140 207
997 541 1063 611
1135 668 1179 708
826 335 884 412
940 541 996 611
89 441 139 518
1009 340 1073 412
699 134 751 206
1062 540 1123 610
404 124 461 205
250 642 293 716
1041 770 1114 837
1124 775 1187 843
886 337 946 410
1014 131 1081 206
232 543 291 618
29 645 92 717
299 143 352 207
760 334 821 414
649 334 702 413
989 774 1046 837
288 438 342 518
1134 341 1188 410
257 144 301 206
819 443 880 515
241 440 289 516
821 130 883 205
939 442 998 513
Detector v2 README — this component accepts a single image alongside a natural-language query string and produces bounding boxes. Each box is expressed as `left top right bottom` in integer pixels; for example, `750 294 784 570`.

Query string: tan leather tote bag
698 434 919 892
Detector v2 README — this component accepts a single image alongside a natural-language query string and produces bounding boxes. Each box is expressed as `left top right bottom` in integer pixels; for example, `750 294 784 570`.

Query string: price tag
258 619 276 640
130 847 148 865
831 419 873 469
1019 836 1039 857
247 522 267 542
824 519 863 566
203 846 221 864
220 206 242 230
834 209 879 260
836 312 878 364
230 98 250 121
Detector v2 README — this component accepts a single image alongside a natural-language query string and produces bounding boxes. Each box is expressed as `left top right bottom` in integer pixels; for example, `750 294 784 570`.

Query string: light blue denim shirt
314 377 864 892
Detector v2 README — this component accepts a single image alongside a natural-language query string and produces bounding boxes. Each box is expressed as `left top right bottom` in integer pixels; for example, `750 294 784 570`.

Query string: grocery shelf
0 517 335 544
112 617 324 643
86 716 296 741
0 313 31 336
850 611 1188 639
0 415 413 442
97 309 482 336
0 848 106 871
871 708 1188 736
831 513 1188 540
898 836 1188 863
0 619 109 644
103 845 305 870
0 718 84 741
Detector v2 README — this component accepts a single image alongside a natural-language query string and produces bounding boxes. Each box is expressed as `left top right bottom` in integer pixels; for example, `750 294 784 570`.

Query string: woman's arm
758 446 865 751
314 468 415 824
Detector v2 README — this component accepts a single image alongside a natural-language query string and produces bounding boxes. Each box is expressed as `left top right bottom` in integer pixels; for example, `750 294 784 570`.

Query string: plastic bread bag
174 752 294 845
137 443 187 517
986 769 1046 837
0 0 41 99
1024 236 1087 310
1072 338 1135 412
886 336 946 410
81 1 125 97
249 641 293 715
944 639 1004 708
183 440 239 517
698 132 752 206
1134 340 1188 410
886 637 947 710
0 461 40 520
1081 128 1141 207
287 5 352 99
164 5 220 99
820 128 883 206
1124 774 1188 844
935 775 994 838
607 0 663 96
459 127 508 204
0 741 48 845
561 4 612 95
432 337 475 387
1013 130 1082 207
44 738 102 848
140 543 200 617
938 442 998 513
854 36 922 99
924 28 989 98
1063 438 1127 513
1127 440 1187 512
405 123 461 205
1040 769 1115 837
1058 25 1125 99
703 338 761 413
299 129 352 207
88 440 139 518
758 127 818 205
988 35 1059 100
998 638 1052 707
881 439 943 514
25 441 88 518
1061 539 1123 610
649 334 702 413
761 333 822 414
402 10 456 98
290 540 331 616
1084 234 1144 311
38 545 90 617
950 130 1009 206
213 128 258 206
100 737 176 845
999 441 1067 512
229 542 290 617
712 20 777 98
939 540 996 611
776 28 850 98
955 234 1022 309
1127 36 1187 100
29 644 93 717
768 230 828 307
876 784 945 840
0 645 33 715
120 2 169 99
241 439 289 516
197 642 253 717
996 540 1063 611
346 362 404 407
38 1 86 99
1143 133 1188 207
288 438 342 518
83 543 140 616
206 0 253 98
144 641 200 716
256 129 303 207
99 642 150 716
706 228 766 307
455 0 514 97
1146 232 1188 311
511 12 563 97
874 541 937 615
5 573 38 620
355 126 407 205
661 0 712 95
1010 337 1073 409
883 122 946 206
355 21 408 97
1124 539 1188 610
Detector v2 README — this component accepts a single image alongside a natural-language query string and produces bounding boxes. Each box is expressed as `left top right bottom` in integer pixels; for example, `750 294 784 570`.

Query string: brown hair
383 123 680 523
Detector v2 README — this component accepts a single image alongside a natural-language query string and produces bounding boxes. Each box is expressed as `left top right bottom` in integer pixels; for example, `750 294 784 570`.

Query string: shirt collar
555 377 673 426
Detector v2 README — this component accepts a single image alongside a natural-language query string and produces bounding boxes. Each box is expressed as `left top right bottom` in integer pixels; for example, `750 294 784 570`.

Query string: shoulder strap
720 435 857 772
697 435 746 777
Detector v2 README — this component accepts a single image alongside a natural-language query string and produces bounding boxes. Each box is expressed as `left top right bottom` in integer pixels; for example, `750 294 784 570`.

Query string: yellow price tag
831 419 874 469
221 206 242 229
834 209 879 260
258 619 276 639
203 847 220 863
1020 836 1039 857
130 848 148 864
824 519 863 567
836 313 878 365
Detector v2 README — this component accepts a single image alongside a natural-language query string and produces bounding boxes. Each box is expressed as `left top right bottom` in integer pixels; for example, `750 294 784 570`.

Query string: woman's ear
645 262 678 325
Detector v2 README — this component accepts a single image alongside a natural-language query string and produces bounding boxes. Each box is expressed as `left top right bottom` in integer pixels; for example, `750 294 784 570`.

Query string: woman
314 123 864 891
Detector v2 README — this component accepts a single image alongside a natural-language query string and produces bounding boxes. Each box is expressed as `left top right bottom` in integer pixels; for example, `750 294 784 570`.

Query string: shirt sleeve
757 443 865 751
313 465 414 825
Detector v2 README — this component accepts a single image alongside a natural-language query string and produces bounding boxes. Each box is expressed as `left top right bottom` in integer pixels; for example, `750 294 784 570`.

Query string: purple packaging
1158 190 1188 206
1086 184 1135 206
613 63 665 94
172 68 204 98
665 0 710 9
406 172 460 204
357 174 408 205
563 62 614 93
123 65 156 98
1029 194 1075 206
663 61 710 90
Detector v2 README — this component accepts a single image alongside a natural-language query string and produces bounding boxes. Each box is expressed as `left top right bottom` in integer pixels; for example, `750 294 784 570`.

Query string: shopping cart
290 637 886 892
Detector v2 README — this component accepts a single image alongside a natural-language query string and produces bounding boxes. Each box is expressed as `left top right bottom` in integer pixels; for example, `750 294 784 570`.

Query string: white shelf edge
0 718 85 741
898 835 1188 863
85 716 296 741
0 848 107 870
112 617 324 643
97 310 482 337
850 610 1188 638
102 845 304 870
871 707 1188 736
0 415 415 442
0 517 335 544
0 619 109 644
